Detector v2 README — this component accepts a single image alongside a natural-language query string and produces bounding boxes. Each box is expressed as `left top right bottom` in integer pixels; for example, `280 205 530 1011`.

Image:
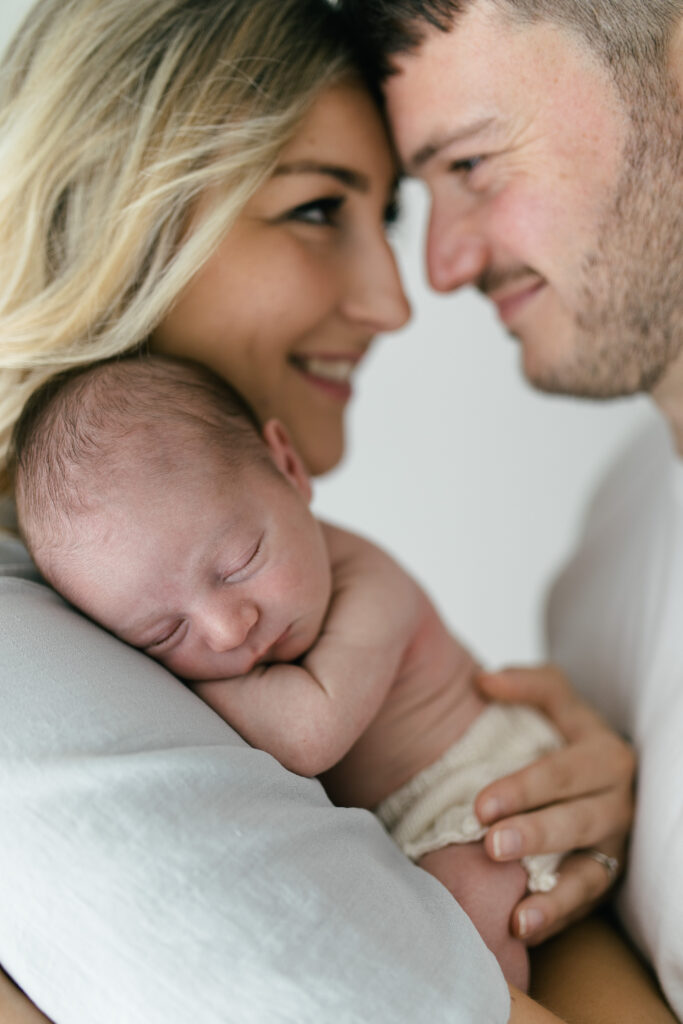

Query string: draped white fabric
0 527 508 1024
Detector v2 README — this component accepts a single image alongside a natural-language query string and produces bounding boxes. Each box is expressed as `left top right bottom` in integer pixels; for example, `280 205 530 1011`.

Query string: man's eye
449 156 483 177
287 196 344 226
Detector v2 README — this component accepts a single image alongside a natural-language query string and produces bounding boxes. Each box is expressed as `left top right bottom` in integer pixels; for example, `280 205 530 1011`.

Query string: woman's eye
287 196 344 227
383 195 402 228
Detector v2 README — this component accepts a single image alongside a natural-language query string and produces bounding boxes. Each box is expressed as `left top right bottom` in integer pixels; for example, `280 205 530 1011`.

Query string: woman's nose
426 203 490 294
201 597 259 653
341 234 411 333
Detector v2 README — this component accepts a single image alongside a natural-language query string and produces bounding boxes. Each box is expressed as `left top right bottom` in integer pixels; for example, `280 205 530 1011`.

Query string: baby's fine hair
0 0 365 495
12 355 267 556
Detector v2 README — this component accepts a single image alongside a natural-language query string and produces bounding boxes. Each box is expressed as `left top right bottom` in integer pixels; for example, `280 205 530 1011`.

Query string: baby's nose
203 599 259 653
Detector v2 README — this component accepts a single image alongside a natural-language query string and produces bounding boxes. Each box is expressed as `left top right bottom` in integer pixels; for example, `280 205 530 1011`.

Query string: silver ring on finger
582 848 620 886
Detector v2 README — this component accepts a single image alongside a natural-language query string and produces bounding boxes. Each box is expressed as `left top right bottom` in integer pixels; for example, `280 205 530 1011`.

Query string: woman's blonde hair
0 0 363 494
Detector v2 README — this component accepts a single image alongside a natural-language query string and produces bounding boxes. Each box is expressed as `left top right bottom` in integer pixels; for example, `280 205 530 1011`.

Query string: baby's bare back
321 588 487 809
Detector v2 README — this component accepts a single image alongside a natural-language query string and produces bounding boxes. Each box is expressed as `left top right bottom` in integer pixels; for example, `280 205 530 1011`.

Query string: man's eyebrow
407 117 497 173
274 161 370 193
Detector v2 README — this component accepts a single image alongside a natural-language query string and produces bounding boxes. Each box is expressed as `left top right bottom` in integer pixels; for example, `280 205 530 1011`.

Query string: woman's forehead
276 83 397 187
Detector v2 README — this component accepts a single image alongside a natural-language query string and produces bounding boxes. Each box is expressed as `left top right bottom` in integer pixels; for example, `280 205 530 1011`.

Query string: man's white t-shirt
547 412 683 1016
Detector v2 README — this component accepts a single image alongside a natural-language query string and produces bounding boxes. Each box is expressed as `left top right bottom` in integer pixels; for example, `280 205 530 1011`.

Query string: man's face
385 2 683 397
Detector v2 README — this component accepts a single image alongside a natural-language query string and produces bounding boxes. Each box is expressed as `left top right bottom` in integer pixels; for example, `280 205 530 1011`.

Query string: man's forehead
383 5 511 167
382 4 597 170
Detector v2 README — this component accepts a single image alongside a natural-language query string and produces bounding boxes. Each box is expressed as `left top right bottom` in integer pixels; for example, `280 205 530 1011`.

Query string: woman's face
151 83 410 476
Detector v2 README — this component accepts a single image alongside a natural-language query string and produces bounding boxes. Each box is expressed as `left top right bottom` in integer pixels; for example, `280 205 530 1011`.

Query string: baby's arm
192 524 424 777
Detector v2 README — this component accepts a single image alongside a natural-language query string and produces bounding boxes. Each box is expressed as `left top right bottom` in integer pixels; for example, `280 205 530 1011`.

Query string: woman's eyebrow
274 161 370 193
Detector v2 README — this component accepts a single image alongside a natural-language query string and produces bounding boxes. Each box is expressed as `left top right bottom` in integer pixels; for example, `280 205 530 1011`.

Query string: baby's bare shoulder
318 522 429 647
319 520 410 579
319 520 379 558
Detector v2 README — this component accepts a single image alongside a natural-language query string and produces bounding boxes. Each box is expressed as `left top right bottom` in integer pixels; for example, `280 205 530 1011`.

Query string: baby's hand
474 665 634 945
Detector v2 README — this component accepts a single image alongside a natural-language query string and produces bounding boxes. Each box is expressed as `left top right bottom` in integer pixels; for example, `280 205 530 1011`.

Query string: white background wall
1 1 653 665
1 3 27 50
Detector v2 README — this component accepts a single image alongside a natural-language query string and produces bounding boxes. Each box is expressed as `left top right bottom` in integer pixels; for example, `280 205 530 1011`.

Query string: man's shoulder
546 412 678 730
577 413 674 540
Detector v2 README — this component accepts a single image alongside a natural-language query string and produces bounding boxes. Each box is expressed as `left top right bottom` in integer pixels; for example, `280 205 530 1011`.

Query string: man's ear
261 419 312 503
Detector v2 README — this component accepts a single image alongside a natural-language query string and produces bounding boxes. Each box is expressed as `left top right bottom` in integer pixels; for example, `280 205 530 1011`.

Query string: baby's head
12 356 332 680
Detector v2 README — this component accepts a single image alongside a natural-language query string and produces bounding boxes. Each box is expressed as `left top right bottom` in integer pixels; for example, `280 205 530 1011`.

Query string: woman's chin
305 439 345 477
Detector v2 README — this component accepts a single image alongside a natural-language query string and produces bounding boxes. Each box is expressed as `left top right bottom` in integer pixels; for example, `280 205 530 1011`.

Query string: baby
12 355 565 990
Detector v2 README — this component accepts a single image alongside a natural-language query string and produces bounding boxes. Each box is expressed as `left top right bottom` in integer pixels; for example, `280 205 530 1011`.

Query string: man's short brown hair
342 0 683 89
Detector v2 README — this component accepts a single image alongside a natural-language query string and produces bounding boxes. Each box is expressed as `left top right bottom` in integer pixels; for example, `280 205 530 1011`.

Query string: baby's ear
261 419 312 503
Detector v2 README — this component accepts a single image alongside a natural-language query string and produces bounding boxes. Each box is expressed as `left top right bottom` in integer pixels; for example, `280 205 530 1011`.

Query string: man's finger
482 790 632 862
512 845 623 945
476 664 608 741
475 737 635 824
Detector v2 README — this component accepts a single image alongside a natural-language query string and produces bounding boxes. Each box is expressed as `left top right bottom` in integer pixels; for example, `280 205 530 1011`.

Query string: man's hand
474 665 635 945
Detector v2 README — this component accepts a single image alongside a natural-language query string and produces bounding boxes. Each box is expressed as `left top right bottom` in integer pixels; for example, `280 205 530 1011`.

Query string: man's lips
489 280 546 326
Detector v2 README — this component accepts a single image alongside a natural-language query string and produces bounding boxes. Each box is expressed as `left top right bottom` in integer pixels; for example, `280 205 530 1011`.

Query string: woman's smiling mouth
290 353 365 399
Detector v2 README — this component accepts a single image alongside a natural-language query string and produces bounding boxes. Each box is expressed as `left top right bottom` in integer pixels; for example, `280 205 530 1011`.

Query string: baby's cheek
160 645 207 683
272 564 314 605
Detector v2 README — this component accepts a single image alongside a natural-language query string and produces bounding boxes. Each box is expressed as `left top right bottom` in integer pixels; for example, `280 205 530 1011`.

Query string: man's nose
201 597 259 653
426 204 490 293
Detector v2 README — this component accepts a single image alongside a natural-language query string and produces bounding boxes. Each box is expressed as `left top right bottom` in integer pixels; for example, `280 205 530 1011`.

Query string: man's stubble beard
530 71 683 400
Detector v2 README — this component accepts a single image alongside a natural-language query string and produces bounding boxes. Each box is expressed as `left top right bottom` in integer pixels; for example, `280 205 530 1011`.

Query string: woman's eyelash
384 196 401 227
288 196 344 226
